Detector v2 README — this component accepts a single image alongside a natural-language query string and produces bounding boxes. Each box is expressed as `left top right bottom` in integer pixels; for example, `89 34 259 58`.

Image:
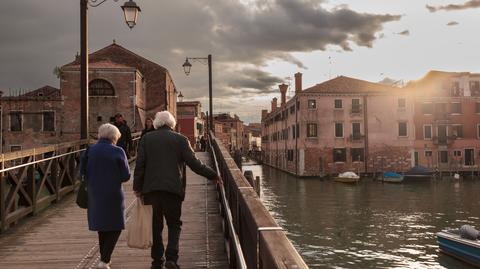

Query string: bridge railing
0 133 141 233
208 132 308 269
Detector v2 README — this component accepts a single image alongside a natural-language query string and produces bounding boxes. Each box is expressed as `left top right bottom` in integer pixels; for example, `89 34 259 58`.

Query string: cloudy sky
1 0 479 123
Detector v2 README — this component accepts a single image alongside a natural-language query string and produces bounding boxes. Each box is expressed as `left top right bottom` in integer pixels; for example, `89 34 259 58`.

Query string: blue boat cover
384 172 402 178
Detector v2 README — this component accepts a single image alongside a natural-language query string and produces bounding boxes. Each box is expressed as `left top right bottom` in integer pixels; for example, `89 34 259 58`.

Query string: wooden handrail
208 131 308 269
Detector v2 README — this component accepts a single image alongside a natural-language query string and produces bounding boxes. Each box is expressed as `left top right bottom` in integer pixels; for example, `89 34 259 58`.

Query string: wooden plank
0 152 228 268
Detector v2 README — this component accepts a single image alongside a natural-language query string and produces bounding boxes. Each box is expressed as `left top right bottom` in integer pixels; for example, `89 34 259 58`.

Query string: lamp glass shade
183 59 192 75
121 0 141 29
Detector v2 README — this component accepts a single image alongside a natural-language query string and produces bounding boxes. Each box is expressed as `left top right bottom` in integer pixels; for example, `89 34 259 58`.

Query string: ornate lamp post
177 92 184 102
80 0 141 140
182 55 213 131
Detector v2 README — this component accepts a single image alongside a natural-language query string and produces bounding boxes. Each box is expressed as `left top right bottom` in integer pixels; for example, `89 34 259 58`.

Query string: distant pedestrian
80 123 131 269
114 113 132 158
200 136 207 152
133 111 221 269
141 117 155 138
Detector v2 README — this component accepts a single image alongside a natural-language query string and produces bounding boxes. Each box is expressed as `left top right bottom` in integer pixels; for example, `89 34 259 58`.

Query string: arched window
89 79 115 96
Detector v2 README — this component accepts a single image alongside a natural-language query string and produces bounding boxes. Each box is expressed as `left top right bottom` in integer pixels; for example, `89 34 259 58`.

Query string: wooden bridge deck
0 152 228 269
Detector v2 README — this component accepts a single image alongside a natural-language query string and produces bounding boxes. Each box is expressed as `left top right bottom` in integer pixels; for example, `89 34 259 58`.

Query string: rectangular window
352 122 361 138
351 148 364 162
308 99 316 109
424 125 432 139
307 123 317 137
333 148 347 162
398 122 407 137
398 98 406 108
10 145 22 152
290 105 295 114
296 123 299 138
292 125 296 139
296 101 300 109
334 99 343 109
422 103 433 114
352 99 361 113
452 125 463 138
477 103 480 113
10 111 22 131
335 123 344 138
477 124 480 139
452 82 461 96
453 150 462 157
43 111 55 132
438 151 448 164
470 81 480 96
425 150 433 157
451 103 462 114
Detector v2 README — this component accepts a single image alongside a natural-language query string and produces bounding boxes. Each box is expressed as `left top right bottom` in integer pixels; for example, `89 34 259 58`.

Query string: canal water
242 162 480 269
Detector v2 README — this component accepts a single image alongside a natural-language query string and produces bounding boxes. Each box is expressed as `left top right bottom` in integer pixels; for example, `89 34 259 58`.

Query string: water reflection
243 163 480 269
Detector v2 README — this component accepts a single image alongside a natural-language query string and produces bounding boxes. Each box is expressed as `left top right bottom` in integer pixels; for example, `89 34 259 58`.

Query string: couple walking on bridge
80 111 221 269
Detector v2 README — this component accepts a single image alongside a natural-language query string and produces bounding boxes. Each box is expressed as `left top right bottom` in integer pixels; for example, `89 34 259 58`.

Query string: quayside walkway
0 153 227 269
0 134 308 268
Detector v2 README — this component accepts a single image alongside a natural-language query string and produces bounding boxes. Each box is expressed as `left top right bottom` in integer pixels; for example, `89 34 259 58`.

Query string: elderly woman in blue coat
81 123 131 269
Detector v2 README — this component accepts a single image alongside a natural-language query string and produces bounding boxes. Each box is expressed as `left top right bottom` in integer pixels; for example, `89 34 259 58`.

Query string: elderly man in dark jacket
133 111 219 269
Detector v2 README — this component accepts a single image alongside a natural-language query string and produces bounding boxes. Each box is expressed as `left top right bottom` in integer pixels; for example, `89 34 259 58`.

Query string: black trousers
98 231 121 263
144 191 182 267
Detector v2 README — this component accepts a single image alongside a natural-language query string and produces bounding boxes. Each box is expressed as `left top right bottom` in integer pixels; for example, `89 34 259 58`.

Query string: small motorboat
334 172 360 183
381 172 404 183
404 165 435 180
437 229 480 267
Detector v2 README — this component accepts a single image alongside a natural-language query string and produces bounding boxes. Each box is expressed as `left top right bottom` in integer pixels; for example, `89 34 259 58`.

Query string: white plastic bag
127 198 153 249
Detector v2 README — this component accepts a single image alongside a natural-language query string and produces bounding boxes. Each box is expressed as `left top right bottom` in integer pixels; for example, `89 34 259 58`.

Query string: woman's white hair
153 111 176 129
98 123 121 142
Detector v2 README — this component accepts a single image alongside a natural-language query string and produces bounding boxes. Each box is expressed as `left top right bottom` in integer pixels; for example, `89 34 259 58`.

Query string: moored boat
437 230 480 267
404 165 435 180
382 172 404 183
334 172 360 183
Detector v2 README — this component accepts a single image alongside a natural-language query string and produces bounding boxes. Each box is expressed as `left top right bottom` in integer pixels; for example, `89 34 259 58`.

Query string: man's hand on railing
214 175 223 186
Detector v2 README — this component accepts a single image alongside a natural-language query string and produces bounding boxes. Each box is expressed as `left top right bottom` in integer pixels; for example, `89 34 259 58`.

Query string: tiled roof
65 60 133 69
23 85 60 98
302 76 399 94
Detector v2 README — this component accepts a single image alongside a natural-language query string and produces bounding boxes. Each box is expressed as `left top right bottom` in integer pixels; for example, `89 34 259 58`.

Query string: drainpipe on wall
132 73 136 130
295 96 298 176
363 95 369 174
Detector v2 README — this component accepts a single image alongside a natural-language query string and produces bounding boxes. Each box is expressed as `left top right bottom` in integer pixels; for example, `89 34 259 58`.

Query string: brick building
409 71 480 171
214 113 244 152
177 101 205 148
261 73 415 177
243 123 262 152
0 42 177 151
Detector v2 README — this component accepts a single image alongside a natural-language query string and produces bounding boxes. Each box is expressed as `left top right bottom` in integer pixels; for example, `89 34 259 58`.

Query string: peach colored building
410 71 480 171
261 73 415 177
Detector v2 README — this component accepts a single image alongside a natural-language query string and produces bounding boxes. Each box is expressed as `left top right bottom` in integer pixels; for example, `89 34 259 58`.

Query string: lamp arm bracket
88 0 119 8
187 57 208 65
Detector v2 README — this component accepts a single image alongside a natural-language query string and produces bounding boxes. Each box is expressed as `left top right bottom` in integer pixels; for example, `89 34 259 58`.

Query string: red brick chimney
295 72 302 94
261 109 268 120
279 83 288 106
271 97 278 112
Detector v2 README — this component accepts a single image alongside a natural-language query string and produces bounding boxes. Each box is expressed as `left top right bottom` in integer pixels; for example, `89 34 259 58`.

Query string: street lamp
182 55 213 131
80 0 141 140
178 91 184 102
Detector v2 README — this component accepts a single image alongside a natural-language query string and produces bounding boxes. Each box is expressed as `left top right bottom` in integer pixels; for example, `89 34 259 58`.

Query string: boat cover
405 165 434 176
339 172 359 178
384 172 402 178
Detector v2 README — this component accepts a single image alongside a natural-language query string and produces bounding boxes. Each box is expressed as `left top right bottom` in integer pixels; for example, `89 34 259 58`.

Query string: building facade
0 43 177 151
177 101 204 148
410 71 480 171
262 73 415 177
214 113 244 152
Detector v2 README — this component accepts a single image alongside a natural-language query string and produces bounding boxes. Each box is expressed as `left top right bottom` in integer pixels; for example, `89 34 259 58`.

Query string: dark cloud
397 30 410 36
0 0 401 122
447 21 459 26
426 0 480 12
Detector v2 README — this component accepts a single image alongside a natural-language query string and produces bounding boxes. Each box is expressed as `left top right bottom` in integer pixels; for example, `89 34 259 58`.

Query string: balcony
350 104 362 114
349 134 365 143
432 135 456 145
433 112 450 122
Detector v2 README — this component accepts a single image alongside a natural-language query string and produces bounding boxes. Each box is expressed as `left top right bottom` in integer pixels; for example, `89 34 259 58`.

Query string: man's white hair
98 123 121 142
153 111 176 129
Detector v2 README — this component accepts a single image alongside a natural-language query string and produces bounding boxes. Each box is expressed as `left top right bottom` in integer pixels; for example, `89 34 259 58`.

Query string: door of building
465 149 475 166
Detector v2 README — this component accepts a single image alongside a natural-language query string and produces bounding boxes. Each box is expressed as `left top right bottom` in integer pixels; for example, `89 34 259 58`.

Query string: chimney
261 109 268 120
295 72 303 94
279 83 288 106
271 97 278 112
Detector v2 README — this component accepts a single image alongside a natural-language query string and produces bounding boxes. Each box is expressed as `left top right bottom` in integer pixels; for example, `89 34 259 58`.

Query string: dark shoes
164 260 181 269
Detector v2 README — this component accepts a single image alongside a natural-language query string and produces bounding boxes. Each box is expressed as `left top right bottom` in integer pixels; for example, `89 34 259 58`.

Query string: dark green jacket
133 126 217 199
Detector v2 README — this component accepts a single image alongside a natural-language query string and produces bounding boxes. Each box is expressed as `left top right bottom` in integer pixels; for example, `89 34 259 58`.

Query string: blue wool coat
80 139 131 231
